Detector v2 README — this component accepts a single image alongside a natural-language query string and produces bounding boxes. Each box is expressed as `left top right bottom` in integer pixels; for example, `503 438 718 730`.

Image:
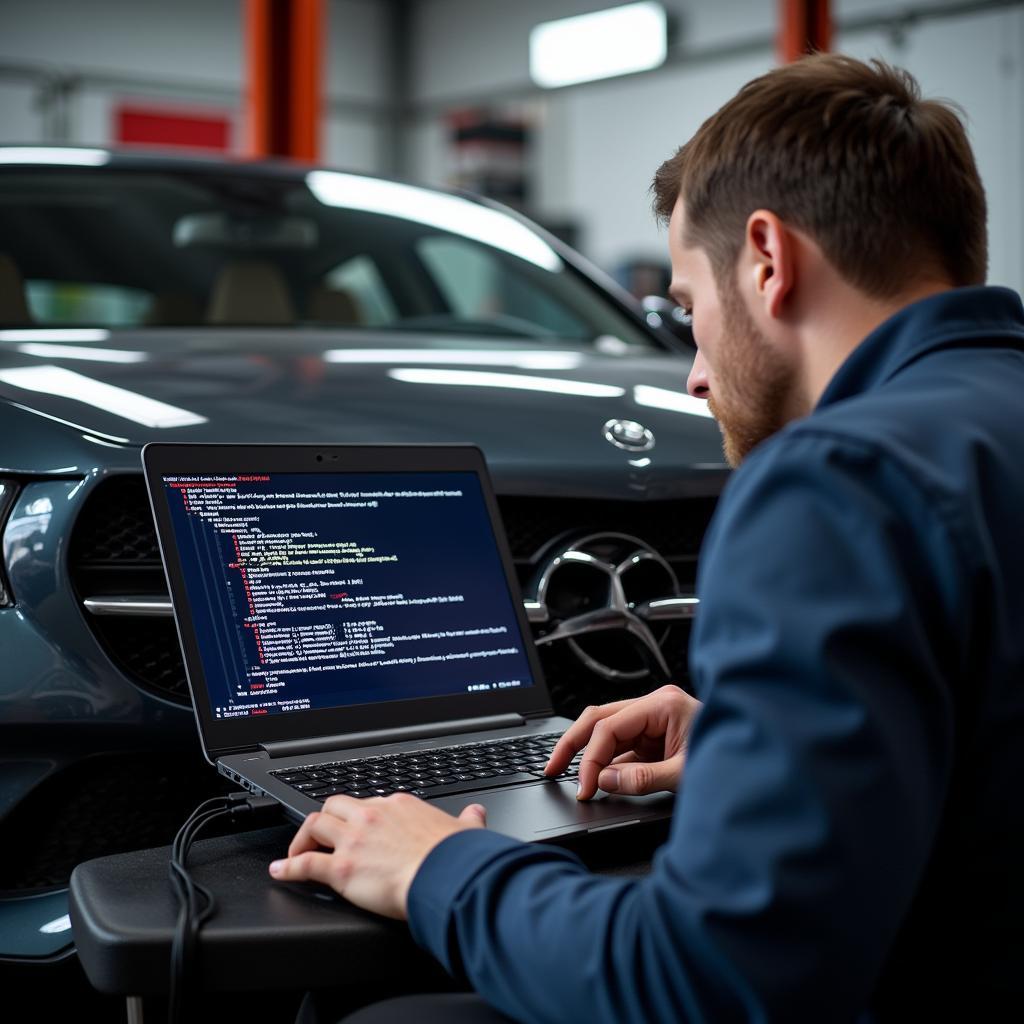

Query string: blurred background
0 0 1021 296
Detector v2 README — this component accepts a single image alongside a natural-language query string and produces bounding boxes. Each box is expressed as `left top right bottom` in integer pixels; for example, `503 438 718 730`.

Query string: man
270 55 1024 1021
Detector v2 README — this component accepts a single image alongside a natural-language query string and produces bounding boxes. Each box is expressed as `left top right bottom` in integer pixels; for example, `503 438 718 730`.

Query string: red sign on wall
115 104 232 152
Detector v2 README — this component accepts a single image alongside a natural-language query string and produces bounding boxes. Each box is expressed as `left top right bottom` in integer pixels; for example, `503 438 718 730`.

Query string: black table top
70 818 669 996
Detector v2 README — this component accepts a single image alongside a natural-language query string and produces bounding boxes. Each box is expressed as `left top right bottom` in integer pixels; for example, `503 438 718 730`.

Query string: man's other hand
545 684 702 800
268 794 487 919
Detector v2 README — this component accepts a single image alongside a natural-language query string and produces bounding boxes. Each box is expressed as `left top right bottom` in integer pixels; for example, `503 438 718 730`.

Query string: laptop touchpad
431 781 671 840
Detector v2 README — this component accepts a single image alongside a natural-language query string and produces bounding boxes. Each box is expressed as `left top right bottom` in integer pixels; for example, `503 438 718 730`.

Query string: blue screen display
162 471 535 719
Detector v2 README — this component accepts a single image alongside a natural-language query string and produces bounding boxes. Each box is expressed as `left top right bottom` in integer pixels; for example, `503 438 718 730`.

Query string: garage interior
2 1 1022 291
1 2 1022 1023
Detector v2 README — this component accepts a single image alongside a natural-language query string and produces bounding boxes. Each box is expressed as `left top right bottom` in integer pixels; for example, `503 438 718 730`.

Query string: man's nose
687 349 711 400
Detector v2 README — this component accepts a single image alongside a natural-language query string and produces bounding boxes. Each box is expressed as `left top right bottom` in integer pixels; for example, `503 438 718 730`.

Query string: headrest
206 260 295 325
145 291 203 326
0 254 31 325
307 285 364 325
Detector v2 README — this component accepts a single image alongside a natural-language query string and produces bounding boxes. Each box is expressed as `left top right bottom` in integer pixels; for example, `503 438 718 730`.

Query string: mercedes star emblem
525 533 698 682
603 419 655 452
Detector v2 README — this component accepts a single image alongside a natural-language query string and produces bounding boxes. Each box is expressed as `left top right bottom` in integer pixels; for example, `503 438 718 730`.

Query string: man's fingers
576 737 636 800
321 793 367 821
287 809 346 858
545 699 633 776
287 794 370 858
269 849 335 884
575 701 671 799
458 803 487 827
597 756 682 796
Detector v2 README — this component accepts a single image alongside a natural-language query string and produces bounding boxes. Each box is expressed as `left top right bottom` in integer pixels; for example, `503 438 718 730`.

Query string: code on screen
163 471 535 718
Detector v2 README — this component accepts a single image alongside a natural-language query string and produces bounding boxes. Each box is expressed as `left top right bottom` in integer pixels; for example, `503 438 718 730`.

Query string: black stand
70 820 668 1022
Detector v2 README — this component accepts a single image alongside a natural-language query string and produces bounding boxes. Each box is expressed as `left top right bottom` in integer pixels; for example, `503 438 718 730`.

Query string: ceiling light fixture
530 3 668 89
0 147 109 166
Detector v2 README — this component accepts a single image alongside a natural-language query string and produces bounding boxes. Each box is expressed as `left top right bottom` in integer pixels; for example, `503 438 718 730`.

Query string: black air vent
70 474 161 563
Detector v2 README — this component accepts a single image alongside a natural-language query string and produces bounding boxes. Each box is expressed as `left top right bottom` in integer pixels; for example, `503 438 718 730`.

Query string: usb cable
168 792 281 1023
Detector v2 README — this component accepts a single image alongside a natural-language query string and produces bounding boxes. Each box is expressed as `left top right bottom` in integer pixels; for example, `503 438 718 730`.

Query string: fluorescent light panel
633 383 714 418
0 365 207 428
0 329 110 343
325 349 582 370
530 2 667 89
17 343 147 364
39 914 72 934
0 147 109 166
306 171 562 271
389 368 625 399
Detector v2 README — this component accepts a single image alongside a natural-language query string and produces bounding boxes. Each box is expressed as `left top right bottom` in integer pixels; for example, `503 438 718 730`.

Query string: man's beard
706 289 795 468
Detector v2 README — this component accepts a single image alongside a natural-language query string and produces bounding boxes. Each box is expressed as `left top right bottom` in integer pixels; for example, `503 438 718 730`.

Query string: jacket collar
816 286 1024 410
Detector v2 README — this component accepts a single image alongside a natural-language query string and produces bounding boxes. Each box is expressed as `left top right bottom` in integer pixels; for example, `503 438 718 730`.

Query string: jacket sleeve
407 431 966 1023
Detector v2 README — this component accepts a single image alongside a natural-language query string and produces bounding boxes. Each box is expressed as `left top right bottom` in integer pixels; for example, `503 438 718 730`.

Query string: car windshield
0 165 654 348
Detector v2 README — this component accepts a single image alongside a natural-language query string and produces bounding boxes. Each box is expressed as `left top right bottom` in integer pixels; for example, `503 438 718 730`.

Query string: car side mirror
641 295 695 347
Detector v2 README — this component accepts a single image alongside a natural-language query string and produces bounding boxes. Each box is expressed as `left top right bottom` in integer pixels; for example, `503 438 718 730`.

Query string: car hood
0 330 728 498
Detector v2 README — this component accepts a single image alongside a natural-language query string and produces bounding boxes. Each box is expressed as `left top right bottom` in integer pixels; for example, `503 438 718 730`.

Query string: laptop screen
160 469 538 720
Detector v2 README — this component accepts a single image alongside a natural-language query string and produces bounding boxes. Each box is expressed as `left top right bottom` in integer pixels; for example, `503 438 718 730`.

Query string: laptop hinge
259 713 527 759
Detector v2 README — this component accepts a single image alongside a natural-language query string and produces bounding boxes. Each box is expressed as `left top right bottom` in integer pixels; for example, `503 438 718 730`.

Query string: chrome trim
0 478 19 607
524 600 549 624
83 596 173 617
534 606 672 680
603 418 655 453
636 596 699 620
527 532 691 682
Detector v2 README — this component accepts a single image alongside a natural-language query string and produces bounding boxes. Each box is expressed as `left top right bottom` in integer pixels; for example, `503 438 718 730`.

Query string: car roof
0 143 460 197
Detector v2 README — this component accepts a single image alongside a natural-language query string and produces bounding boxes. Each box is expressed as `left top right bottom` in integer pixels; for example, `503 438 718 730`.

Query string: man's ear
744 210 794 320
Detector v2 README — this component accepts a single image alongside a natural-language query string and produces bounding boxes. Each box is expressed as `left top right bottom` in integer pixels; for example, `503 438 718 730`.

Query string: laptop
142 442 674 842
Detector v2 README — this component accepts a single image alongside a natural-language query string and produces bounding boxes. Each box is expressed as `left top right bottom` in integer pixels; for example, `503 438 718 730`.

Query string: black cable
167 793 281 1024
168 797 238 1023
168 806 227 1020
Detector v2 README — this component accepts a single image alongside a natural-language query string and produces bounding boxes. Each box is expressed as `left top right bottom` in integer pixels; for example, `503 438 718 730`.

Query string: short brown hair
653 54 987 296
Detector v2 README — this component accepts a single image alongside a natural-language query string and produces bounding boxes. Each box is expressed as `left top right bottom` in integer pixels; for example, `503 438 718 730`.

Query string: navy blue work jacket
407 286 1024 1022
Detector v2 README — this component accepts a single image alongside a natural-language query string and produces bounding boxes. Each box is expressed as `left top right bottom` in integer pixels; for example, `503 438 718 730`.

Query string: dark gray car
0 147 726 968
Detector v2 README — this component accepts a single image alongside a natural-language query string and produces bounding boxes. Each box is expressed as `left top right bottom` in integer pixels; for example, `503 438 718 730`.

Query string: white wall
408 0 1024 293
409 0 777 103
324 0 391 171
0 0 388 170
838 4 1024 292
0 79 43 143
538 51 774 269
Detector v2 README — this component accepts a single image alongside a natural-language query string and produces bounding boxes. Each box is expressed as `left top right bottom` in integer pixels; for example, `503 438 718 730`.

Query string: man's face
668 200 794 467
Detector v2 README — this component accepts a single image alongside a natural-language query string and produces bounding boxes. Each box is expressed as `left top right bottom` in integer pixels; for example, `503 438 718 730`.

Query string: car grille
496 494 715 567
69 474 191 702
69 475 717 716
70 474 161 563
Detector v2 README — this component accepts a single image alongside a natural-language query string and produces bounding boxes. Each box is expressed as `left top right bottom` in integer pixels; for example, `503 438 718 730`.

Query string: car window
25 280 153 327
322 255 397 326
417 236 590 338
0 168 657 348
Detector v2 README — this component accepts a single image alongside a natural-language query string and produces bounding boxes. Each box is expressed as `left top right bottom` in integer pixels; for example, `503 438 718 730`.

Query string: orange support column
245 0 324 161
777 0 831 63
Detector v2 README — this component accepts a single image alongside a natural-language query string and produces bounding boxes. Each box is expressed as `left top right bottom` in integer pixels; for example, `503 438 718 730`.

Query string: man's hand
545 684 702 800
268 793 487 919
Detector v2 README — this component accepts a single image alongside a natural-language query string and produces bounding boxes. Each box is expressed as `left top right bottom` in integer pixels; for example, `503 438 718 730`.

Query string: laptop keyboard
268 731 581 802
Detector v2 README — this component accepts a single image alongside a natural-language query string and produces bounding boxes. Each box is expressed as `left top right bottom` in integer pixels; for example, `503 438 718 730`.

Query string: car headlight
0 478 19 607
